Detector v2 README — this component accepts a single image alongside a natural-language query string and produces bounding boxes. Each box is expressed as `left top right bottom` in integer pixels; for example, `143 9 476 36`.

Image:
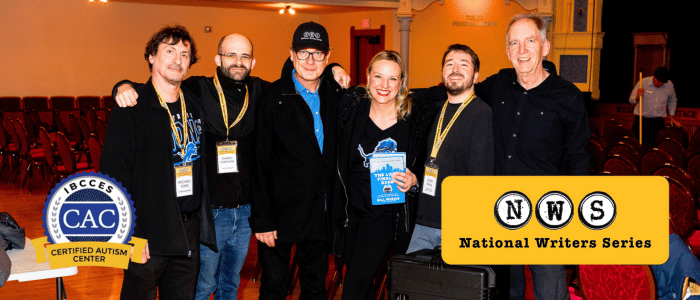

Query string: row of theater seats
0 97 109 194
0 96 115 113
585 119 700 299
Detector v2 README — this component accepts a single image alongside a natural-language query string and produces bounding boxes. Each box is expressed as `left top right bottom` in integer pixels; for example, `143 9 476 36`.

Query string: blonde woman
330 50 437 300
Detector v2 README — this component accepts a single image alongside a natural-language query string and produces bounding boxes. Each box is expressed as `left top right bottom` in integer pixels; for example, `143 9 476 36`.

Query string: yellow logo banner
32 236 148 269
442 176 669 265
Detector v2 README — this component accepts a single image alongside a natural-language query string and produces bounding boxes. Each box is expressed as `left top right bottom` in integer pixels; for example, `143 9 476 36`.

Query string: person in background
629 66 680 148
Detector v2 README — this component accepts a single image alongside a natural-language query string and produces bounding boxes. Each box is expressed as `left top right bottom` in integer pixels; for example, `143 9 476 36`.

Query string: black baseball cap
292 22 329 52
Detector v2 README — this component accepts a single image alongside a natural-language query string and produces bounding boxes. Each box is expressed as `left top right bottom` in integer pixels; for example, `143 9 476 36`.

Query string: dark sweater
415 97 494 228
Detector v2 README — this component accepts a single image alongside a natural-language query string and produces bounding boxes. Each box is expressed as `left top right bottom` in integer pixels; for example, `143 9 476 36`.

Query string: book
369 152 406 205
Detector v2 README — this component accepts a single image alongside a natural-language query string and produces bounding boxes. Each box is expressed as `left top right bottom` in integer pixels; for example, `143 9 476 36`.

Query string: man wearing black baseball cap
251 21 343 299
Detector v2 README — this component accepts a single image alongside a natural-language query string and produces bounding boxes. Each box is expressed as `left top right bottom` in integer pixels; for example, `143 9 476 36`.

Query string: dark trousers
258 239 328 300
510 265 569 300
632 116 665 148
120 215 200 300
341 208 394 300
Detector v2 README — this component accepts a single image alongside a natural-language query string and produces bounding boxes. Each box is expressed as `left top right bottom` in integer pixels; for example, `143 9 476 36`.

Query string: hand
393 169 418 193
332 66 351 89
116 84 139 107
636 88 644 98
669 116 681 127
130 241 150 264
255 231 277 247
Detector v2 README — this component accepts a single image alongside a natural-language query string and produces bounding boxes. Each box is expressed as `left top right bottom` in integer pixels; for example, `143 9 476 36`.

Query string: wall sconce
88 0 108 3
279 5 295 15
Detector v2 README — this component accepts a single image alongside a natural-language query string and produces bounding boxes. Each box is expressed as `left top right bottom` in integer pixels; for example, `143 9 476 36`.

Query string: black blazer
250 59 344 243
100 78 216 256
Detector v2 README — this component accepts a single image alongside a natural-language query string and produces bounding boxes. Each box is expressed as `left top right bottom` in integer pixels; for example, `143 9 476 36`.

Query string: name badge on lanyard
422 159 439 197
175 162 193 197
216 140 238 173
213 73 248 174
422 95 475 197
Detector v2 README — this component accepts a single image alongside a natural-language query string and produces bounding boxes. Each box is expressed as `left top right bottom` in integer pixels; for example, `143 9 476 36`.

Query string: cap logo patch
302 31 322 41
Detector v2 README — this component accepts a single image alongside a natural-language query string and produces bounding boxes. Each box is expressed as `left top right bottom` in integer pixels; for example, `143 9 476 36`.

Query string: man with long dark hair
101 25 215 299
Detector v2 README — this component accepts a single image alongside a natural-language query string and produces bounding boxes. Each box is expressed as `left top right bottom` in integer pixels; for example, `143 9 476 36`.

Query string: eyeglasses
219 53 252 63
295 50 326 62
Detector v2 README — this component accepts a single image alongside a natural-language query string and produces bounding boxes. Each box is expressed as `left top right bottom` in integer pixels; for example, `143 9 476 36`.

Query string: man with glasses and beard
113 33 348 300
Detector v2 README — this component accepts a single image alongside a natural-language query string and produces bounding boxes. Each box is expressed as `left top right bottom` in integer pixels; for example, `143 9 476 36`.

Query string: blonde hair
365 50 412 120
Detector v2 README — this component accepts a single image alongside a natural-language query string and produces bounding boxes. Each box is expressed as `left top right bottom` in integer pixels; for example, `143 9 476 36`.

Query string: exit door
351 25 385 86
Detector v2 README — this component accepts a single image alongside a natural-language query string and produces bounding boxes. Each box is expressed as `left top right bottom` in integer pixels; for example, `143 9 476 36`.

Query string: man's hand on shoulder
116 83 139 107
332 65 350 89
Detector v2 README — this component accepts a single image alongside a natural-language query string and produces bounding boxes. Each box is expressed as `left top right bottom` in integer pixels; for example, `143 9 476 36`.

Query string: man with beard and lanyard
101 25 214 299
114 33 349 300
406 44 507 298
414 13 589 300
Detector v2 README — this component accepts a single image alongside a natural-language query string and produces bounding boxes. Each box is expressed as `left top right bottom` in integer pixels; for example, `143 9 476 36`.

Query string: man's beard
444 72 473 96
222 63 250 81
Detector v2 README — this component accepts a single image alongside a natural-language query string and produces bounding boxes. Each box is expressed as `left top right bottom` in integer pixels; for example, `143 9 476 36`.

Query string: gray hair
507 13 548 43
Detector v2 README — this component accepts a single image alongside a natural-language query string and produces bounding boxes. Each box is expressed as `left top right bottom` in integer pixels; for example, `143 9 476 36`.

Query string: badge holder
216 140 238 174
422 158 439 197
175 162 193 197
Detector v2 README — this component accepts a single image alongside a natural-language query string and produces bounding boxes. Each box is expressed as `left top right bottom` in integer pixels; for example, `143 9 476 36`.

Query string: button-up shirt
475 68 590 176
629 77 678 118
292 70 324 153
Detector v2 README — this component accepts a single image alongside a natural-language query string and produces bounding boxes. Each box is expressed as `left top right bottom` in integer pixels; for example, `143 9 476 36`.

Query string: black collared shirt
475 68 590 176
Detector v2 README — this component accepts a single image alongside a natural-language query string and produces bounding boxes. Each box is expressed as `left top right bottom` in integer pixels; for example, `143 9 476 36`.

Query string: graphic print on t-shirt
169 109 202 166
358 138 398 168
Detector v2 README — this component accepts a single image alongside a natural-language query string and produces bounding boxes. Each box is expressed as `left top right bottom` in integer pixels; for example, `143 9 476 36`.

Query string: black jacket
330 87 437 256
101 79 216 256
250 59 343 243
112 72 269 208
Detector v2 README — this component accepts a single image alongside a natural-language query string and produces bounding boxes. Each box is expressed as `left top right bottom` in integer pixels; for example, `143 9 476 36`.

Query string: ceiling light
280 5 295 15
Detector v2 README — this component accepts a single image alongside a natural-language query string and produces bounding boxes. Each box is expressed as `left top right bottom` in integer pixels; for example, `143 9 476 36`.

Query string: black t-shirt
166 99 203 213
415 99 494 228
350 119 405 219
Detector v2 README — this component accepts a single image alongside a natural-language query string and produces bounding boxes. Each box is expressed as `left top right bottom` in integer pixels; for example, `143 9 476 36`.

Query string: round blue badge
43 171 136 244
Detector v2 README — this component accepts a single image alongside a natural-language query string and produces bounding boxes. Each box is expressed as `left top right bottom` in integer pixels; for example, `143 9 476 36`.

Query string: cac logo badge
43 172 135 244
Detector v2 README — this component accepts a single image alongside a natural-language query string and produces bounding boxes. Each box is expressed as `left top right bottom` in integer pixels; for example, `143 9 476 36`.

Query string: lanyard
154 82 188 158
213 73 249 139
430 93 476 159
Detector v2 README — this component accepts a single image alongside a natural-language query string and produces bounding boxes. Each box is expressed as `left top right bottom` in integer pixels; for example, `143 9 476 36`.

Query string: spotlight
288 7 295 14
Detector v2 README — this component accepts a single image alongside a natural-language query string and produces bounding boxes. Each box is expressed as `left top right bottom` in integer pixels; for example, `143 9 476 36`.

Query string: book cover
369 152 406 205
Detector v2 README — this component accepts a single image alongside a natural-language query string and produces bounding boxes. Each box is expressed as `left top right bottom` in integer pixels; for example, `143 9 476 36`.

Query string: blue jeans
406 224 441 254
195 204 252 300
